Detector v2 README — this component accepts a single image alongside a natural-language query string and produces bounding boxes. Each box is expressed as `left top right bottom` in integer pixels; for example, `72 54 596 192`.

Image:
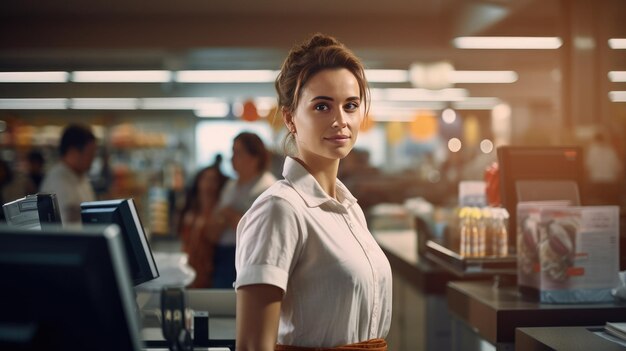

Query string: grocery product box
517 203 619 303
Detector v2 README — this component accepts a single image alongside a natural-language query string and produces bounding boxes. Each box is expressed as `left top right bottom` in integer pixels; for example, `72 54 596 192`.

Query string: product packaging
517 203 619 303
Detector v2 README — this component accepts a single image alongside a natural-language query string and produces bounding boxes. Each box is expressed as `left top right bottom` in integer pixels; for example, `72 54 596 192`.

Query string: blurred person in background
0 160 29 222
584 131 624 205
177 155 229 288
41 124 97 226
1 159 34 222
211 132 276 288
235 33 391 350
25 149 45 193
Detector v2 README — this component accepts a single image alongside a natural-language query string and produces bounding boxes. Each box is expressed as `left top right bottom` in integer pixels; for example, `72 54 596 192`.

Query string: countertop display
374 229 456 294
516 326 626 351
447 280 626 346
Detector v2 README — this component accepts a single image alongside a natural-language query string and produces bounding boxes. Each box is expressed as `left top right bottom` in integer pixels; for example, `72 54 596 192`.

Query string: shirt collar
282 157 357 209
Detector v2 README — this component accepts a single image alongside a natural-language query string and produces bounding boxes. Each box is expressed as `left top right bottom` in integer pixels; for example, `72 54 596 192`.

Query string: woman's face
231 139 259 177
197 168 220 197
288 68 363 166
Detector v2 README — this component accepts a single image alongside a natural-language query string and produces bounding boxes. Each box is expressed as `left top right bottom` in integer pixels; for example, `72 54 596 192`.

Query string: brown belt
275 338 387 351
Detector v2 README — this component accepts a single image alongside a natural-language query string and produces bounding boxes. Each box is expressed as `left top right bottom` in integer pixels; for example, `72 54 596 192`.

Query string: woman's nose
332 110 348 128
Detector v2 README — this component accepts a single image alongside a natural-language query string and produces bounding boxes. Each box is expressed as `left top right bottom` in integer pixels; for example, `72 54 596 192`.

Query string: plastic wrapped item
612 271 626 301
517 203 619 303
136 252 196 292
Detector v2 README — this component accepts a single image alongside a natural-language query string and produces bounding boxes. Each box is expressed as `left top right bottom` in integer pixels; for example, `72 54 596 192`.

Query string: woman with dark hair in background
177 155 229 288
211 132 276 288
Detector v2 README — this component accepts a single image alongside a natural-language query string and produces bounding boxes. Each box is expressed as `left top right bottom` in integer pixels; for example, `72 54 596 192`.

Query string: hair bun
305 33 341 49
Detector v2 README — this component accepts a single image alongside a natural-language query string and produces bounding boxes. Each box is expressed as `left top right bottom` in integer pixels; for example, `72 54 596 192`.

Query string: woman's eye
314 104 329 111
344 102 359 111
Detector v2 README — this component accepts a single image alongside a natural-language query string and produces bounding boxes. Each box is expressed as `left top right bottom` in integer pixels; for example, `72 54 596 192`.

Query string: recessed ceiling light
70 98 138 109
141 97 216 110
0 71 69 83
608 38 626 49
453 36 562 49
0 98 68 109
365 69 409 83
378 88 469 102
448 71 518 83
176 70 278 83
194 101 230 118
608 71 626 82
71 71 171 83
609 91 626 102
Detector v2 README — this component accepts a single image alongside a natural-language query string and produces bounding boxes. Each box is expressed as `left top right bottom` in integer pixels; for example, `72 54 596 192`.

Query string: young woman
177 158 229 288
235 34 392 350
212 132 277 288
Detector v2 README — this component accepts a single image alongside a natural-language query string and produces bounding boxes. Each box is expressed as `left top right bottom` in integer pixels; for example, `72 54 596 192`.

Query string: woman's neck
294 157 340 199
237 170 260 185
198 196 217 212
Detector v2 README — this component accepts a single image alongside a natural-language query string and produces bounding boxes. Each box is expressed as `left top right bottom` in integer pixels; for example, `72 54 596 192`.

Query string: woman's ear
282 108 296 134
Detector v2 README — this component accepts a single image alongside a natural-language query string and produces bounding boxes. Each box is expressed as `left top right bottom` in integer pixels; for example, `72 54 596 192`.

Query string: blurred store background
0 0 625 237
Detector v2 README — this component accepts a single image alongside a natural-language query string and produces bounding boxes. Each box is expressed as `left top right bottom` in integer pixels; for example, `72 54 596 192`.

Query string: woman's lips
324 135 350 144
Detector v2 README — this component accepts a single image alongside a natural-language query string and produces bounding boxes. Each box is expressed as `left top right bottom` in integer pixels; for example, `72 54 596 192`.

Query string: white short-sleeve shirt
235 157 392 348
40 162 95 226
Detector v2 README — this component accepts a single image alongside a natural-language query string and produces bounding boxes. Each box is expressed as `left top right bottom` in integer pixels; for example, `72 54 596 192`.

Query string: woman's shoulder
241 181 307 228
257 179 303 206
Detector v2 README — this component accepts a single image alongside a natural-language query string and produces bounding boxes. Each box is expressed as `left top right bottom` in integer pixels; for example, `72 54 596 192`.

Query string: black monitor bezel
80 199 159 286
497 145 584 252
0 224 143 351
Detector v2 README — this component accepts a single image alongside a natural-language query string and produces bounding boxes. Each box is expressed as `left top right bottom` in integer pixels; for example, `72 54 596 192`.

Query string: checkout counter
373 208 626 351
138 289 236 351
373 146 626 351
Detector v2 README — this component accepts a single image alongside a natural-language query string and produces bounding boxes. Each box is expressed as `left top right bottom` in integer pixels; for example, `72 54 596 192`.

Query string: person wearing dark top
26 149 45 192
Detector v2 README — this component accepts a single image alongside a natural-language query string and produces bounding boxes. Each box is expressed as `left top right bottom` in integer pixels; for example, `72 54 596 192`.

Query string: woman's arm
236 284 283 351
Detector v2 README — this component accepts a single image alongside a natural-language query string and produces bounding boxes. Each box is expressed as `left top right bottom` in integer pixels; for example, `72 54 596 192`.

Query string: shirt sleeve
234 194 303 292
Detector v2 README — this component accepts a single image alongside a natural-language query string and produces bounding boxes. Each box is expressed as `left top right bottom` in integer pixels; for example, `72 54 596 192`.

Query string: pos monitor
0 224 143 351
81 199 159 286
497 146 584 251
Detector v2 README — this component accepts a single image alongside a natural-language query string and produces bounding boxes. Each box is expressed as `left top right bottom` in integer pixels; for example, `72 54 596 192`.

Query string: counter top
447 280 626 345
374 229 456 294
516 326 626 351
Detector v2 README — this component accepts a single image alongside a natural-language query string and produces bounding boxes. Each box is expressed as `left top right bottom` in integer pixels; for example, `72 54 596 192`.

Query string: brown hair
275 33 370 155
234 132 270 172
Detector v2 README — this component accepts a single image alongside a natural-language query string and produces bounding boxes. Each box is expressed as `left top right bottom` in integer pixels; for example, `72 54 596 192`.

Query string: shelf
425 239 517 277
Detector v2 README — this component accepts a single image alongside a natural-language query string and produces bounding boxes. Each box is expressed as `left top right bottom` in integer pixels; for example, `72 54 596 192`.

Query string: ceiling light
442 108 456 124
378 88 469 101
176 70 278 83
370 103 446 121
608 39 626 49
71 71 172 83
453 36 562 49
0 98 68 109
452 97 501 110
448 70 518 83
608 71 626 82
609 91 626 102
194 101 230 118
409 61 454 90
70 98 138 109
365 69 409 83
141 97 218 110
254 97 278 116
0 72 69 83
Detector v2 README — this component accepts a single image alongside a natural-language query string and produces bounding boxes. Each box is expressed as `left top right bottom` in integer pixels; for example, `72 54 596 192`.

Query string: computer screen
0 224 143 351
81 199 159 286
497 146 584 252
